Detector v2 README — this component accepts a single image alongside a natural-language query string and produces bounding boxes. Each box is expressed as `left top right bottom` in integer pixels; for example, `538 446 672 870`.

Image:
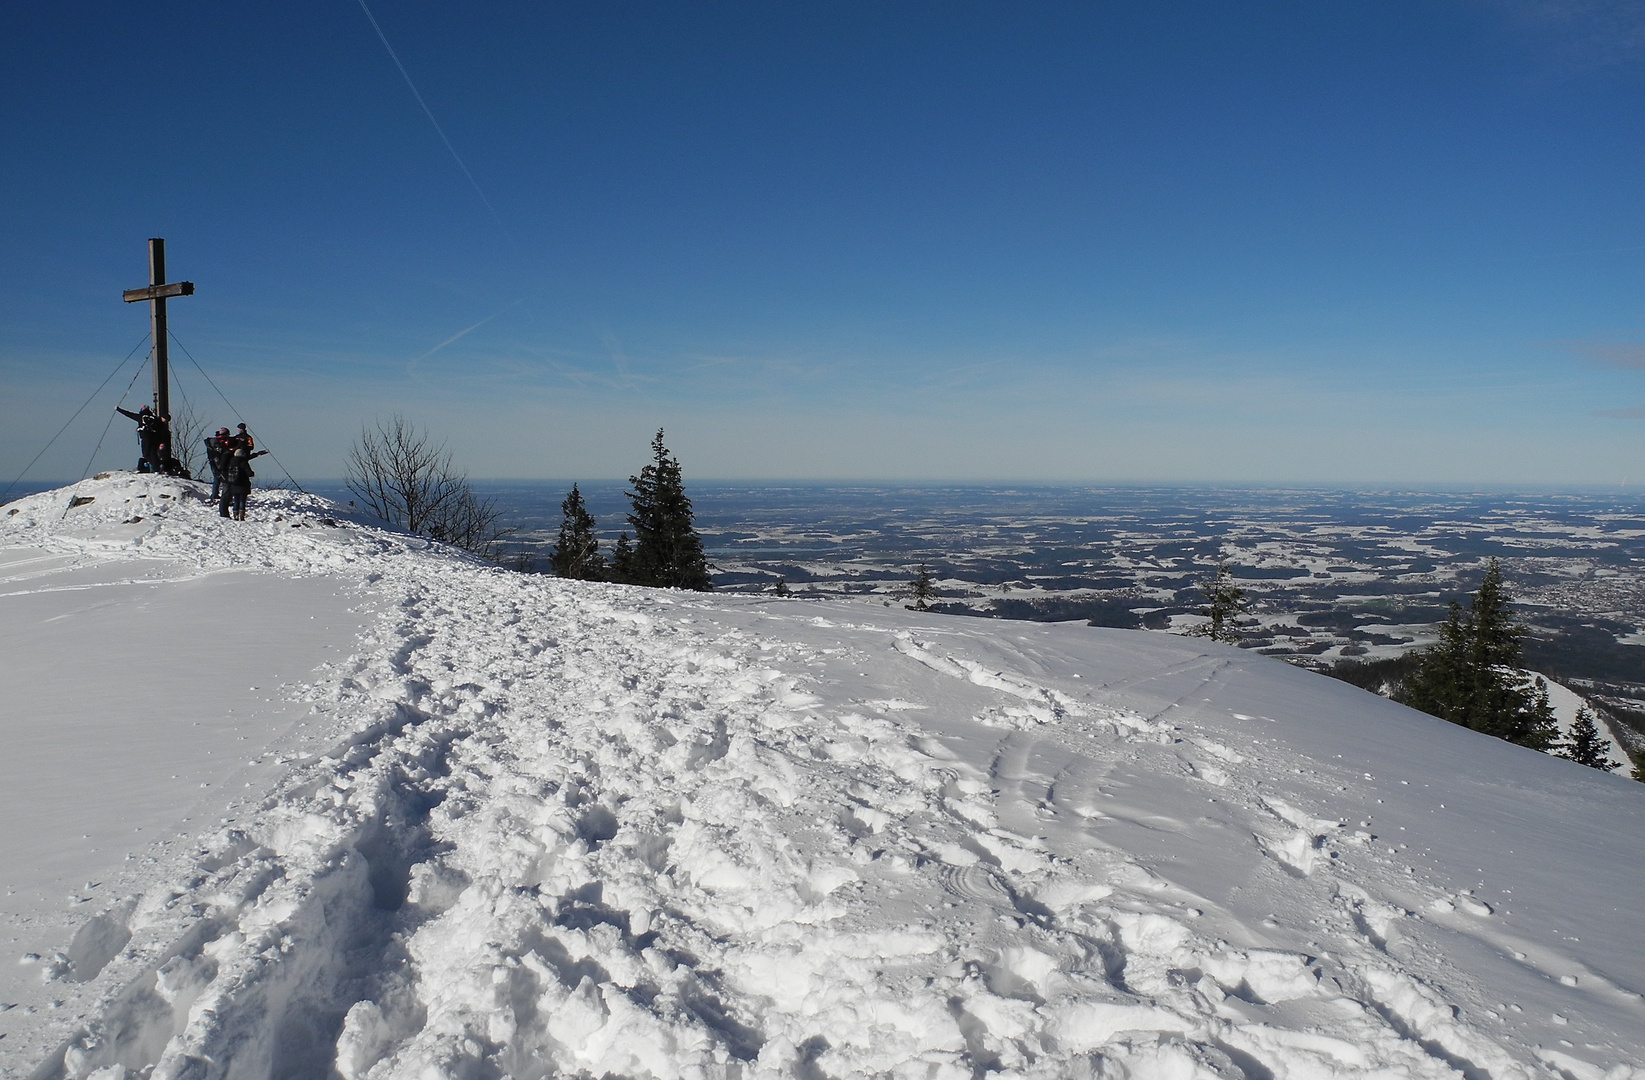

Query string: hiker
218 444 267 521
115 405 164 472
154 421 191 478
204 427 231 502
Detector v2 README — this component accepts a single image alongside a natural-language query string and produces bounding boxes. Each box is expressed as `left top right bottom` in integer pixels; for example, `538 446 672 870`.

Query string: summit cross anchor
122 237 194 420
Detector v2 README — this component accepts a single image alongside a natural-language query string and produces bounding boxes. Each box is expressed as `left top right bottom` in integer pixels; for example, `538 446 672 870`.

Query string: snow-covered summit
2 473 1642 1079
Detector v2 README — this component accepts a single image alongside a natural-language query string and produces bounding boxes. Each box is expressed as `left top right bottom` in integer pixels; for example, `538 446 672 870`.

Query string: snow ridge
4 475 1643 1079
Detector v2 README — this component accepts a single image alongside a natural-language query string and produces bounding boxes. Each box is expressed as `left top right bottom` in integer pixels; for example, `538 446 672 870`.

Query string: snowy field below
1 473 1642 1080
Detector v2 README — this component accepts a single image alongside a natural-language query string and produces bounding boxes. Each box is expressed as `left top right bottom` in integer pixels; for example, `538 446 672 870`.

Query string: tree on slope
549 484 605 581
615 430 711 590
1399 559 1559 750
1557 706 1620 771
908 564 937 611
1187 563 1246 643
346 415 507 559
610 532 636 581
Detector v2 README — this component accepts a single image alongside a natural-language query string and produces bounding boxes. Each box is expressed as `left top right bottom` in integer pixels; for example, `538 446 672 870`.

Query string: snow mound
3 473 1643 1079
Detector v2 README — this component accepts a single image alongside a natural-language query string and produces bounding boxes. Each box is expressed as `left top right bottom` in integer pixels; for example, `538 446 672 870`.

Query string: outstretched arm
116 407 141 421
250 449 269 459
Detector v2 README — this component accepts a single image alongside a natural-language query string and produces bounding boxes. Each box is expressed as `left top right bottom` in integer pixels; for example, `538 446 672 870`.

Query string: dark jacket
204 435 229 474
220 448 266 487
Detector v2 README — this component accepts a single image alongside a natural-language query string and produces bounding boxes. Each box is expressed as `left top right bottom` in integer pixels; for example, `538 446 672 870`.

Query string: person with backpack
204 427 231 502
218 443 267 520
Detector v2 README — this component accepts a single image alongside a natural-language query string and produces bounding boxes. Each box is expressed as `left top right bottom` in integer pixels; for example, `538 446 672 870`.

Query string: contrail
355 0 506 231
409 300 524 369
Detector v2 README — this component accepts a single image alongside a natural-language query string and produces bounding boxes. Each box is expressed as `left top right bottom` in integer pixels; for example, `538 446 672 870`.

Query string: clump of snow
3 473 1643 1079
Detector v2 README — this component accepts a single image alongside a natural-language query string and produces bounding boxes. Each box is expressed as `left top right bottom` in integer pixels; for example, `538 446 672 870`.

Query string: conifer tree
1399 559 1559 750
1187 564 1246 643
549 483 605 581
610 532 636 583
772 577 791 597
1515 677 1561 752
1402 602 1468 719
908 564 937 611
1557 706 1620 771
621 429 711 590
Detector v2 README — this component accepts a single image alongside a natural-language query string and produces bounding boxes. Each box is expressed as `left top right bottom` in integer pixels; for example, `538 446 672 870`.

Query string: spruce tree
1514 677 1561 752
622 430 711 590
1399 559 1559 750
908 564 937 611
610 532 636 583
1187 564 1246 643
773 577 791 597
1557 706 1620 771
549 483 605 581
1401 602 1468 720
1467 560 1523 668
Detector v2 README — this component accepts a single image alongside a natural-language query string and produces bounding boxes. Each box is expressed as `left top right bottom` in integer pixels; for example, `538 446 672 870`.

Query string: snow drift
1 473 1642 1080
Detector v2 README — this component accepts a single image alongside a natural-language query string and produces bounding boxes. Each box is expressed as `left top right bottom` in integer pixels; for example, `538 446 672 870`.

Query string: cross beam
122 238 194 420
123 281 194 303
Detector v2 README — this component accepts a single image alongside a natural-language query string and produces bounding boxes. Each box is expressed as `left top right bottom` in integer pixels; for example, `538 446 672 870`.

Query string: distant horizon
11 474 1645 502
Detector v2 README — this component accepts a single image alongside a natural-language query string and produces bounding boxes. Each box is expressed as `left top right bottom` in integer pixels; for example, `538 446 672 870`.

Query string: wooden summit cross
122 237 194 420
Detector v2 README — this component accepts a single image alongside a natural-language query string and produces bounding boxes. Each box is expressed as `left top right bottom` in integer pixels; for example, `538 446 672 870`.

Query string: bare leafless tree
346 415 510 558
427 483 510 561
170 400 206 478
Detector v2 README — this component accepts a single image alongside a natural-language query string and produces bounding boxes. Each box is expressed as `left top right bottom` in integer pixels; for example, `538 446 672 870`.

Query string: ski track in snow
2 474 1643 1080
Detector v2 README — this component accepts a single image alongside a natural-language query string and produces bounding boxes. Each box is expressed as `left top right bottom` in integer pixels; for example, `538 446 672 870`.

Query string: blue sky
4 1 1645 484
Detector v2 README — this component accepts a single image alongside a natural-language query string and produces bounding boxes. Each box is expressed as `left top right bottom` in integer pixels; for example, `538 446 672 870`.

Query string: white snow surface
2 473 1643 1080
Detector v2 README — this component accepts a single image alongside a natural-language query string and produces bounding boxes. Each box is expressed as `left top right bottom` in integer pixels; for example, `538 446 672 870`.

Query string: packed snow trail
2 475 1643 1079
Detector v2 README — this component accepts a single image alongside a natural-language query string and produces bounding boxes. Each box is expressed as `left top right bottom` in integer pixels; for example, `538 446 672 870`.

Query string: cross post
122 237 194 420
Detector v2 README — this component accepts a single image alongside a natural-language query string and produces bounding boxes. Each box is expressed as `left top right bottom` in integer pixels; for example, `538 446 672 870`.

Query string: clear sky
4 2 1645 484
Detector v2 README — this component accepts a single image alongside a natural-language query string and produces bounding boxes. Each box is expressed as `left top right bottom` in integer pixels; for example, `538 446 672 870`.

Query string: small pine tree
772 577 791 597
610 532 636 583
1399 559 1560 750
1402 601 1468 719
1187 564 1245 643
1557 706 1620 771
908 564 937 611
1514 677 1561 753
549 483 605 581
621 430 711 590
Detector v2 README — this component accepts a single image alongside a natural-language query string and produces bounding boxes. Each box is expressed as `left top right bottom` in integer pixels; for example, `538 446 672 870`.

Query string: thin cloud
1597 405 1645 419
405 300 523 379
354 0 505 233
1490 0 1645 73
596 331 640 390
1563 340 1645 368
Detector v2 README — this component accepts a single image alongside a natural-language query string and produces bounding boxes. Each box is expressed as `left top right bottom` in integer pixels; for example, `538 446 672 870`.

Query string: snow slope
1528 674 1631 775
2 474 1642 1080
